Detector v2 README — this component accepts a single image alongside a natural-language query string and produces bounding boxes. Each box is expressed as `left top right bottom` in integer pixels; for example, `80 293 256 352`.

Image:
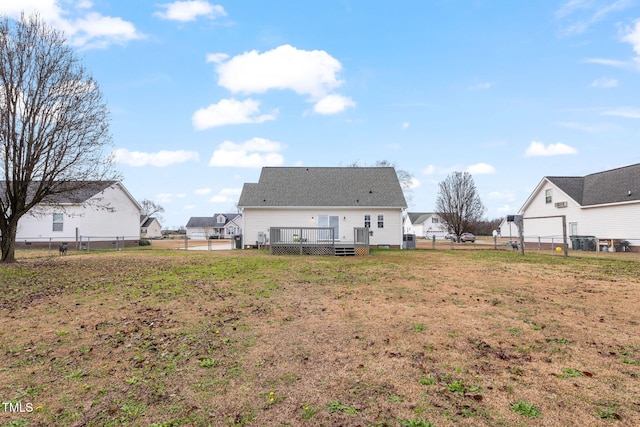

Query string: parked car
444 233 456 240
460 232 476 243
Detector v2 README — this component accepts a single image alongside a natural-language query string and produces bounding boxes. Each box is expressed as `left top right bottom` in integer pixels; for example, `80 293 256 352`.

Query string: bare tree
140 199 165 223
435 171 485 241
0 14 117 262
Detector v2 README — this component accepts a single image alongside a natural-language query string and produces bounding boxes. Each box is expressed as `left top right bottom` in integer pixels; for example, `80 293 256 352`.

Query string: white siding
16 184 140 242
522 180 640 246
242 207 404 247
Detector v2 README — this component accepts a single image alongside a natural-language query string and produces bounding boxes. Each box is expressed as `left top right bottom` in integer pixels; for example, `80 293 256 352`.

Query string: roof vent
369 190 373 194
628 191 632 197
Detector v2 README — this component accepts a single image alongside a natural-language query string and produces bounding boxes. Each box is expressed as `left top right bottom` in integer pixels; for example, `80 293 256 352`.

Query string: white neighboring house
14 181 141 248
237 167 407 248
404 212 447 239
140 216 162 239
517 163 640 250
185 214 241 239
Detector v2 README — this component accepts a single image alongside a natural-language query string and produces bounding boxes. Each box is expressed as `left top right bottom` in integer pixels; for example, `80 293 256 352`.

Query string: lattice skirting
270 245 334 255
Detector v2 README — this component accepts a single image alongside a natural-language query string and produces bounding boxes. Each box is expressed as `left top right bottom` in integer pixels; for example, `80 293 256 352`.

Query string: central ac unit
555 201 568 208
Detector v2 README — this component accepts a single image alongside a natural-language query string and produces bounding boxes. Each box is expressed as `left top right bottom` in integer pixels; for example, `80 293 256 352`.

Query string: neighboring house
140 216 162 239
12 181 141 248
404 212 447 239
517 163 640 250
185 213 241 239
237 167 408 248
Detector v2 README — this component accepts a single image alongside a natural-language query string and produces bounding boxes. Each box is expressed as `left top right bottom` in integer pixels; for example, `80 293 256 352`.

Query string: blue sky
3 1 640 229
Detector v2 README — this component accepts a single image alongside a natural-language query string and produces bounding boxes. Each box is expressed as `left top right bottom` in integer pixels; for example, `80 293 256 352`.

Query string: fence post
538 236 542 251
116 236 119 251
87 237 91 252
184 234 188 251
48 238 52 256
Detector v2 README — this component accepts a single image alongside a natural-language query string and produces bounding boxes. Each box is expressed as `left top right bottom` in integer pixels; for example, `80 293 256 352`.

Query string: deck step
334 246 356 256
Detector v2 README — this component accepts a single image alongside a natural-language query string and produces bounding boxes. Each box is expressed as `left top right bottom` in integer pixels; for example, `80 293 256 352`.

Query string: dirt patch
1 249 639 426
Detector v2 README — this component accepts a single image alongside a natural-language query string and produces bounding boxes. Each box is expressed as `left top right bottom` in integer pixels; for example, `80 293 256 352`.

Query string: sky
2 0 640 229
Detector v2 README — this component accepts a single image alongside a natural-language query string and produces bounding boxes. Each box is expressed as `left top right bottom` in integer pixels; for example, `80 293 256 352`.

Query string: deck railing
269 227 369 255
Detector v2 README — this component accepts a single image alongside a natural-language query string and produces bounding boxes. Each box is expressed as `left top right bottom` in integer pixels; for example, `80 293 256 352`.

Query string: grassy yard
1 247 639 426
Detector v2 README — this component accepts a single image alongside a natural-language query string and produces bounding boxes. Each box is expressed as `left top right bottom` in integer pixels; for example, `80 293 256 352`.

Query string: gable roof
546 163 640 207
140 216 159 227
185 217 217 228
237 167 407 208
212 213 241 227
407 212 434 225
0 180 117 204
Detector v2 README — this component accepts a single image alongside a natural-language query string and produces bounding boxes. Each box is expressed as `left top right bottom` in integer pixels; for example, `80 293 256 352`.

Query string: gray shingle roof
1 180 117 204
185 217 217 228
237 167 407 208
408 212 434 225
186 214 241 228
547 163 640 206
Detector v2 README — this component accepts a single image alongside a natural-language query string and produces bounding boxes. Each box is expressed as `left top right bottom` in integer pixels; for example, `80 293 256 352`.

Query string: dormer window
545 189 552 204
217 215 226 223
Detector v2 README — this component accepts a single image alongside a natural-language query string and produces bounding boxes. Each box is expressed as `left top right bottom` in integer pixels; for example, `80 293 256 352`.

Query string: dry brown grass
1 248 639 426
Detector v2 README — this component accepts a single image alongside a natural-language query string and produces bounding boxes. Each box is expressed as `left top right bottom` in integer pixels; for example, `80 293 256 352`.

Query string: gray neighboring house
516 163 640 250
185 214 241 239
140 216 162 239
237 167 407 248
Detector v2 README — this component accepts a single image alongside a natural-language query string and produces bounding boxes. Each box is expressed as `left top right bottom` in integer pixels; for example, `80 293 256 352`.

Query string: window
377 214 384 228
545 189 552 204
53 213 63 232
432 216 439 223
318 215 339 240
364 214 371 228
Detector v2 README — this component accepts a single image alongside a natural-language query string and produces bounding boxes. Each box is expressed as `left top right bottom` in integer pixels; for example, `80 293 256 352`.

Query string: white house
140 216 162 239
517 163 640 251
237 167 407 249
185 213 241 239
404 212 447 239
15 181 141 248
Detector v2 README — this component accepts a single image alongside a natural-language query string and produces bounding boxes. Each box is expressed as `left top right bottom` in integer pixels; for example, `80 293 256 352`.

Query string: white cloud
176 193 187 198
469 82 493 90
583 58 630 68
215 44 343 98
184 204 197 210
590 77 618 88
602 107 640 118
206 52 230 64
112 148 199 167
208 137 285 168
0 0 144 49
556 0 632 36
407 178 420 189
155 1 226 22
496 204 514 213
210 44 354 114
209 189 240 203
192 98 277 130
466 162 496 175
156 193 173 204
313 94 355 115
401 122 410 130
194 188 211 195
622 19 640 57
525 141 578 157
